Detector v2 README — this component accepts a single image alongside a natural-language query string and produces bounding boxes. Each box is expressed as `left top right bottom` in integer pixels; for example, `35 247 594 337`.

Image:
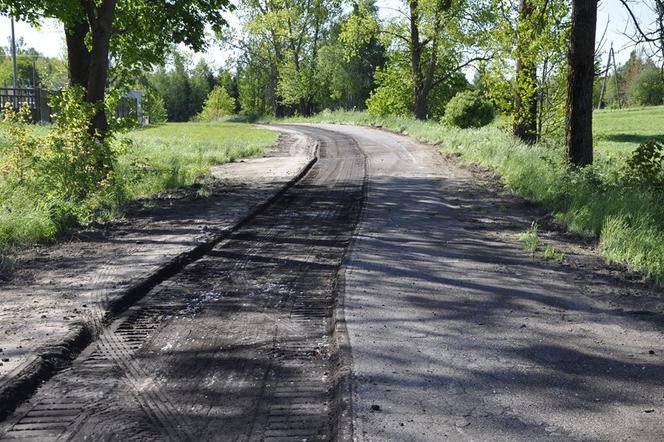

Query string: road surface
1 125 662 441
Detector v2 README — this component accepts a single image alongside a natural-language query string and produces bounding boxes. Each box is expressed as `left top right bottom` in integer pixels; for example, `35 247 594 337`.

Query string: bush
442 90 495 128
0 87 123 251
366 65 413 117
626 139 664 188
198 86 236 121
630 68 664 106
143 89 168 124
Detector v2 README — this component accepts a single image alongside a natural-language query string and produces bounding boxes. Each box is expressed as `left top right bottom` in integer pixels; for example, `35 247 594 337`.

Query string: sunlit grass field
594 105 664 159
278 107 664 283
118 122 278 197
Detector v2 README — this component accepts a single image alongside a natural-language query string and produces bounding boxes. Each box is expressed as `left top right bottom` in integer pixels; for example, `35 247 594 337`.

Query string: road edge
0 133 319 422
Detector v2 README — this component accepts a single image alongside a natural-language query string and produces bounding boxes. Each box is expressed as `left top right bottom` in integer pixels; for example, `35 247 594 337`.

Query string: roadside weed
0 121 278 252
543 244 565 262
518 223 540 254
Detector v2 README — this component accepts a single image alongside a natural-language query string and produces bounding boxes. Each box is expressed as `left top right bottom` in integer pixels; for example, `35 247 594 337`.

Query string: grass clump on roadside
0 107 277 256
276 108 664 283
518 223 540 254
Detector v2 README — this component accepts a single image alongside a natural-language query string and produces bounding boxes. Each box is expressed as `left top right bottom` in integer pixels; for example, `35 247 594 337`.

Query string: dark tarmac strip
0 126 364 441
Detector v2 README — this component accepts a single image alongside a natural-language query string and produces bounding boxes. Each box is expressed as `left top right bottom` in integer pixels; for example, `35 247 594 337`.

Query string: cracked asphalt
1 124 663 441
327 124 664 441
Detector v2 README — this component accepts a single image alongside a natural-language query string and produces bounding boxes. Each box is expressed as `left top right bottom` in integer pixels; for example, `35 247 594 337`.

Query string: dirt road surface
0 131 313 418
1 125 663 441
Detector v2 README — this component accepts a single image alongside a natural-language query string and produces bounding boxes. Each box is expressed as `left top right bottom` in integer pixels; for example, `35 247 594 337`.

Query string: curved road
1 125 662 441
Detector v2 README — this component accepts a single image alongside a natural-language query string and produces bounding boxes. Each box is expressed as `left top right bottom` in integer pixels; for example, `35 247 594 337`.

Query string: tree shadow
601 133 664 144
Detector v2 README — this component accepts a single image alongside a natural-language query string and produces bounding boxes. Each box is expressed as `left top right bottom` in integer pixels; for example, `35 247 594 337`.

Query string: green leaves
366 64 413 117
339 1 380 60
199 86 237 121
0 0 231 86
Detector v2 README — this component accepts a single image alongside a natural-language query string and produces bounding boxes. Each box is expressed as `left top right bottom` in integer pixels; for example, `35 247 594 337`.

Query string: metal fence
0 87 142 124
0 87 52 123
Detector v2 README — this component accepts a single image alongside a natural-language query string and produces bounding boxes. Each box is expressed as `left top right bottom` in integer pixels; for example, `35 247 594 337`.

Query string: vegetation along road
1 124 662 441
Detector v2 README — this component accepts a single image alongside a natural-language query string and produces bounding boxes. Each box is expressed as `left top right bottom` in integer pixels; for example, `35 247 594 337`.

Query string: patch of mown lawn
594 105 664 159
117 122 278 198
275 109 664 283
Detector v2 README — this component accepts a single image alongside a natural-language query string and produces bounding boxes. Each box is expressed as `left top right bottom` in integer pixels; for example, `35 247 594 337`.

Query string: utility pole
10 17 18 89
597 43 612 110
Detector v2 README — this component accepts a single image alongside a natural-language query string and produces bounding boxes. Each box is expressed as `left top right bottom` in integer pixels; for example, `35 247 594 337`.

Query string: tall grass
276 110 664 283
0 121 278 255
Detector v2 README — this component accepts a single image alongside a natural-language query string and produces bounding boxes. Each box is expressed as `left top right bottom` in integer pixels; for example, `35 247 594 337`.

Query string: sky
0 0 654 68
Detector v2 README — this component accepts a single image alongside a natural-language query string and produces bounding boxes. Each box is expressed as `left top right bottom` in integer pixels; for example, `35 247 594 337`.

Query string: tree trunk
565 0 597 167
86 0 116 139
413 90 427 120
63 0 116 140
65 21 91 88
513 0 538 144
409 0 427 120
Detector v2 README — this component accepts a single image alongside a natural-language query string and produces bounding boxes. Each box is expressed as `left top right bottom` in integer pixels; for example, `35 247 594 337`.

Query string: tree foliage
630 67 664 105
148 55 215 122
199 85 237 121
485 0 570 141
227 0 384 116
0 0 230 137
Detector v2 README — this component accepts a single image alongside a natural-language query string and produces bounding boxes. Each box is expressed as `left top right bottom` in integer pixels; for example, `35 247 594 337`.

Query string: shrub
198 86 236 121
0 86 122 248
143 89 168 124
442 90 495 128
625 139 664 188
630 68 664 106
366 65 413 117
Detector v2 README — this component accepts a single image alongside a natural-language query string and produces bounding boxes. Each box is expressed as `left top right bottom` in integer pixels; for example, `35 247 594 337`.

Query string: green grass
518 223 540 254
117 122 278 198
594 105 664 158
274 108 664 283
0 121 278 254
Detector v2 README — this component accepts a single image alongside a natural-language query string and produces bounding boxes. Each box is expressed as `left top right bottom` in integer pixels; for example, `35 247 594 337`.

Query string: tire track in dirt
0 126 365 441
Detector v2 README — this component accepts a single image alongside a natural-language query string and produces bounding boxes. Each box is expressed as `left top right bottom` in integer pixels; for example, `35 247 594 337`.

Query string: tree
199 85 236 121
408 0 453 119
619 0 664 74
346 0 491 120
630 67 664 105
0 0 229 138
486 0 569 142
232 0 341 117
565 0 597 167
0 56 36 87
189 60 216 118
513 0 538 143
318 0 386 110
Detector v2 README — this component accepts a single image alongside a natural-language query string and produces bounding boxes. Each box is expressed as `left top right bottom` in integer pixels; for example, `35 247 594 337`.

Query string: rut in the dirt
0 128 365 441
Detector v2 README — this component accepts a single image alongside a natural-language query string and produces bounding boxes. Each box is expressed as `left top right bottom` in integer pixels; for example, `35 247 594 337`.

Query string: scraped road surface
1 125 663 441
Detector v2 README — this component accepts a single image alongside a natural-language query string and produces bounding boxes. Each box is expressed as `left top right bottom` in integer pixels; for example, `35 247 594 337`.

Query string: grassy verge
274 109 664 283
0 121 278 254
117 122 277 198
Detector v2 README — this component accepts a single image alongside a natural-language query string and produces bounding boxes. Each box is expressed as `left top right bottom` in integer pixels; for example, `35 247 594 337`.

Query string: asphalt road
324 124 664 441
1 125 662 441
